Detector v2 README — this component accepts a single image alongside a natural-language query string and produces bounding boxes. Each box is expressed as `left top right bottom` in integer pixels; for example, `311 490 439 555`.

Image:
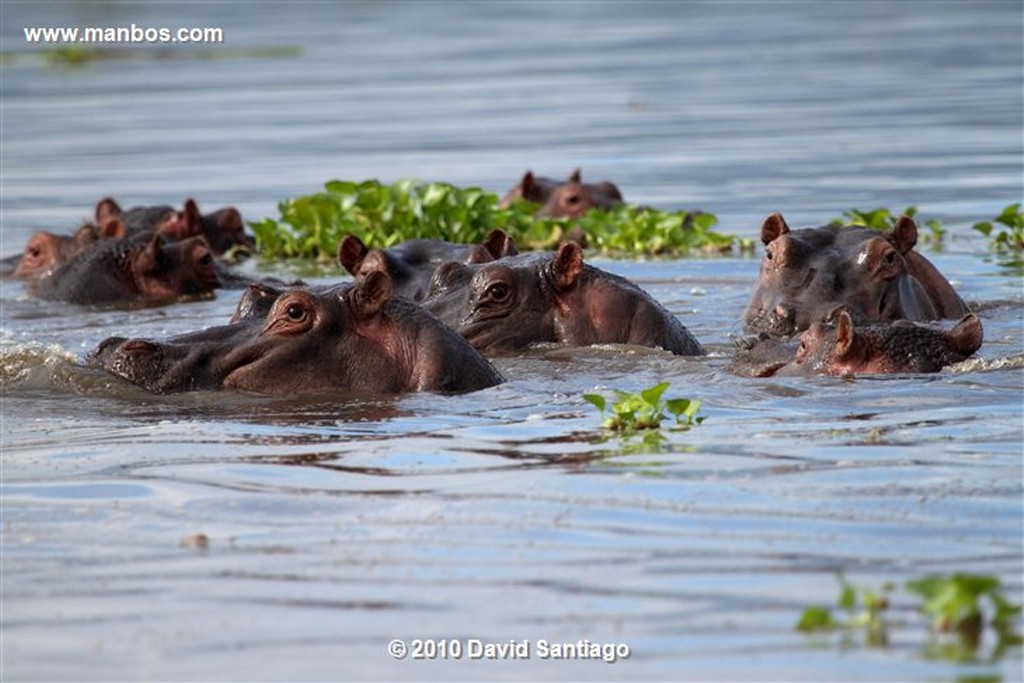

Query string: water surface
1 1 1022 680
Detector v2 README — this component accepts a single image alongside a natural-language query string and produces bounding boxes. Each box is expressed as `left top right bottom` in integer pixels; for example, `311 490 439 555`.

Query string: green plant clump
584 382 703 434
796 577 893 647
797 573 1022 661
249 179 730 259
973 203 1023 252
836 206 946 244
907 574 1022 641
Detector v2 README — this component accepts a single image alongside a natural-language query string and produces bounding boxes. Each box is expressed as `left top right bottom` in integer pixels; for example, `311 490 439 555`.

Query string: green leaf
838 582 857 611
640 381 670 407
582 393 606 414
797 607 837 632
664 398 691 418
996 202 1022 228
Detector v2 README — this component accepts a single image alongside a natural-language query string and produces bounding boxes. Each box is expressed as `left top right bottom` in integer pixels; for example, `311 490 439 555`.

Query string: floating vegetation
583 382 703 434
973 203 1023 252
11 44 303 68
249 179 731 260
796 577 893 647
797 573 1022 662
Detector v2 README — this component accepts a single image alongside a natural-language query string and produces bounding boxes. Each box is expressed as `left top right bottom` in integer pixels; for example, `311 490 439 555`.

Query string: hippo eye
884 251 896 265
485 282 510 302
285 303 306 320
566 193 581 205
198 252 213 268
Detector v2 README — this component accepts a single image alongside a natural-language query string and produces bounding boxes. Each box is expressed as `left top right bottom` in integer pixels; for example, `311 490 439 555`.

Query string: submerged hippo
744 213 969 338
92 272 504 395
791 309 983 375
96 197 253 255
338 229 519 301
1 216 131 280
31 233 220 306
499 168 624 218
423 241 705 356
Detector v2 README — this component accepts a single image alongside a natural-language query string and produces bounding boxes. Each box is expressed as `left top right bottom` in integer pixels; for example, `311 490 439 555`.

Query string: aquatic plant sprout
583 382 703 433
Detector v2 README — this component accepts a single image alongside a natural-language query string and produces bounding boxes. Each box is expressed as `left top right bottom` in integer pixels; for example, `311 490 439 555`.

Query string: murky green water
1 2 1021 680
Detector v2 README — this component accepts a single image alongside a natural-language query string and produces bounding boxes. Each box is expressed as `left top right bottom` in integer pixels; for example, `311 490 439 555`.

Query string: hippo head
744 214 949 338
338 230 518 302
424 249 563 355
94 273 502 395
793 308 983 375
535 169 624 219
94 276 396 394
425 241 703 356
200 204 254 255
131 233 220 302
498 170 562 208
11 223 115 280
14 230 81 280
743 214 849 337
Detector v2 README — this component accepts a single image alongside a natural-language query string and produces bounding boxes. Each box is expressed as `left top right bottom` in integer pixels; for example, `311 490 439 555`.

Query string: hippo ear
159 199 202 241
429 261 470 295
99 218 126 239
182 198 203 235
95 197 122 224
824 305 850 324
352 270 392 319
216 207 244 232
482 228 517 260
949 313 983 356
521 171 536 196
73 223 100 248
135 233 166 275
761 213 790 245
568 167 582 183
551 241 584 292
891 216 918 254
834 309 854 357
338 234 369 274
360 250 390 277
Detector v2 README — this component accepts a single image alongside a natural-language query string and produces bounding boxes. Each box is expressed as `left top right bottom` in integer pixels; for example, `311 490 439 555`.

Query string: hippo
499 168 624 217
338 229 519 301
30 232 220 306
1 217 130 280
744 213 969 338
498 170 564 208
791 309 983 375
91 271 504 395
533 169 624 219
423 241 705 356
96 197 254 256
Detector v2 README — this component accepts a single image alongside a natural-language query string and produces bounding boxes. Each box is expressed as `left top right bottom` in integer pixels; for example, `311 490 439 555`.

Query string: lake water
1 1 1022 681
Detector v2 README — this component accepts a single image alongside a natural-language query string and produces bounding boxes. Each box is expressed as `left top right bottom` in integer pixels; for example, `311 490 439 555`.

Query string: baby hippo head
793 308 982 375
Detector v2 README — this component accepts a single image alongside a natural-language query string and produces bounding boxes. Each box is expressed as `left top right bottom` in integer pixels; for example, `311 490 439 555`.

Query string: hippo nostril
121 340 160 354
